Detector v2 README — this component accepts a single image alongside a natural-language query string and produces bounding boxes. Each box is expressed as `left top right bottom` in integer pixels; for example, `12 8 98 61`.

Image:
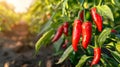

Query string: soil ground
0 23 72 67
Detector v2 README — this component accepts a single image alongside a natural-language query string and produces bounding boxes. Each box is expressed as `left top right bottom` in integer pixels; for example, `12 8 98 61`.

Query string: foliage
0 1 20 31
34 0 120 66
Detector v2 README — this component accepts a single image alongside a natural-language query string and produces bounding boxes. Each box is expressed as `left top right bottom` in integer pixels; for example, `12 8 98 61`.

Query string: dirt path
0 23 72 67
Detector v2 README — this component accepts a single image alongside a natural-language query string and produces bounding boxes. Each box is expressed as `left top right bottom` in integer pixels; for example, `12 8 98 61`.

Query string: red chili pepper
72 19 82 52
111 29 117 34
80 10 84 21
91 48 101 66
62 39 68 48
90 7 102 32
52 25 63 42
82 21 92 49
62 44 67 49
63 22 69 36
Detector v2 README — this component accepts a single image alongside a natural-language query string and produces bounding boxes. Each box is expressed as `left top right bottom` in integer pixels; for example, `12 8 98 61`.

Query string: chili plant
35 0 120 67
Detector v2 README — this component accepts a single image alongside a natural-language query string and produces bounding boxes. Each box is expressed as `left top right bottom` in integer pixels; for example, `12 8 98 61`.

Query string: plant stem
94 36 99 48
93 0 96 7
83 9 86 22
88 45 94 49
98 0 102 6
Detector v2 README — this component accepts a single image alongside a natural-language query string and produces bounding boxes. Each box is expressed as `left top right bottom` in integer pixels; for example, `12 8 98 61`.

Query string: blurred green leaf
97 5 114 21
78 0 84 8
100 58 108 67
53 50 64 56
38 60 42 67
39 12 56 35
113 25 120 30
111 0 120 8
119 64 120 66
76 55 91 67
53 35 64 52
92 64 101 67
109 49 120 63
106 42 115 49
103 53 119 67
35 29 54 54
116 41 120 53
56 45 73 64
62 0 68 16
98 28 111 47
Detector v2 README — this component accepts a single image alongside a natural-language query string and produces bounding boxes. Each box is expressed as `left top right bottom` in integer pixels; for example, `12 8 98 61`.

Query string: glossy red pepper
90 7 102 32
80 10 84 21
91 48 101 66
82 22 92 49
63 22 69 36
52 25 63 42
72 19 82 52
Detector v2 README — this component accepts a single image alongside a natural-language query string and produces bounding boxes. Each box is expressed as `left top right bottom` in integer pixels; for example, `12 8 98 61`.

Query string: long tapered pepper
90 7 102 32
91 48 101 66
52 25 63 42
63 22 69 36
82 22 92 49
72 19 82 52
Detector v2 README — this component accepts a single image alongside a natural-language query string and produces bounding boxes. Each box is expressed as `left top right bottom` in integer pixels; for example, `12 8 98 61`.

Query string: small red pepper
62 39 68 48
91 47 101 66
52 25 63 42
90 7 102 32
72 19 82 52
63 22 69 36
82 21 92 49
111 29 117 34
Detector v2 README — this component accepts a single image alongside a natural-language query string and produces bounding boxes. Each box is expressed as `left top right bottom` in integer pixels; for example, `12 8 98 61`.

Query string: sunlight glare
6 0 33 13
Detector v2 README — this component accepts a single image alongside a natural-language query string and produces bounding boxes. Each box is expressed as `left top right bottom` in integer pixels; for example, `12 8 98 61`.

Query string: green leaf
119 64 120 67
35 29 54 54
62 0 68 16
53 35 64 52
97 5 114 21
105 53 118 66
98 28 111 47
100 58 108 67
101 54 113 67
53 50 64 56
116 41 120 53
111 0 120 8
109 49 120 63
76 55 91 67
39 12 56 34
56 45 73 64
92 64 101 67
106 42 115 49
108 57 119 66
78 0 84 7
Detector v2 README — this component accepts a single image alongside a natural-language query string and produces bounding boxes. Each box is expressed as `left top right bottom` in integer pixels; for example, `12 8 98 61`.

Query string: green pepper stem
78 11 81 19
93 0 96 7
83 9 87 22
98 0 102 6
94 36 99 48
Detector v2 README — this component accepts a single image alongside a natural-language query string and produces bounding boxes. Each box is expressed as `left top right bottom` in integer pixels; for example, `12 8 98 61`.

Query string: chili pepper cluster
72 7 102 51
90 7 103 32
52 7 102 66
72 7 102 66
52 22 69 48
